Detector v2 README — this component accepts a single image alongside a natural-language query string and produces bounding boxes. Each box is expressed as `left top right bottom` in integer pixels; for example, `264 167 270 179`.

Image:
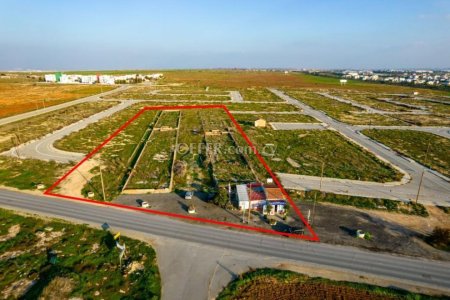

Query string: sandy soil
56 158 100 198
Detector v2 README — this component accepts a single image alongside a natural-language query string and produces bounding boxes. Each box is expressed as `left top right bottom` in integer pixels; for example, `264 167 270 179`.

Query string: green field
0 157 68 190
126 129 177 190
241 126 402 182
218 268 443 300
232 113 318 124
363 130 450 177
284 90 407 125
173 110 214 192
0 101 118 153
239 88 284 102
0 209 160 299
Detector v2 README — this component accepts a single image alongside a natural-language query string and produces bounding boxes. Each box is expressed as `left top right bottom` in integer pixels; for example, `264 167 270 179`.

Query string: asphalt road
1 189 449 294
0 85 129 126
1 101 137 163
269 89 450 207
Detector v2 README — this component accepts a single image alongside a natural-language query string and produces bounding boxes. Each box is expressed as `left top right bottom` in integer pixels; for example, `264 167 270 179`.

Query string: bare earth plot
0 82 115 118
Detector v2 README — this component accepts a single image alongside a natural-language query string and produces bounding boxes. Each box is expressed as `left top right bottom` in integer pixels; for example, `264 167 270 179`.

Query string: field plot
46 105 317 241
239 88 284 102
0 101 118 153
217 268 440 300
160 70 450 95
173 110 214 192
0 157 68 190
225 102 301 112
0 83 114 118
108 85 231 101
233 113 317 125
0 208 160 299
125 111 180 190
329 91 412 112
363 129 450 177
241 125 402 182
285 90 407 125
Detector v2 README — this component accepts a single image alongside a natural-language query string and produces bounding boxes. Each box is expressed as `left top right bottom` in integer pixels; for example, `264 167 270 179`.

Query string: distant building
254 118 267 128
44 74 56 82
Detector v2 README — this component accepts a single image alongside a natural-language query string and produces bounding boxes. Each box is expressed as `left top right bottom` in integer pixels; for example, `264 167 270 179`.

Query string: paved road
353 125 450 139
0 85 129 126
0 189 449 297
270 89 450 207
1 101 137 163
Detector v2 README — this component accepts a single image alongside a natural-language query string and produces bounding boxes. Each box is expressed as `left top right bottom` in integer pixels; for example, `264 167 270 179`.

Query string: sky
1 0 449 70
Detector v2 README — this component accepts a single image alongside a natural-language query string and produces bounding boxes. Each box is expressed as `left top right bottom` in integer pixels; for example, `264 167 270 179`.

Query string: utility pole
247 182 252 224
311 160 324 227
99 167 106 201
415 139 432 204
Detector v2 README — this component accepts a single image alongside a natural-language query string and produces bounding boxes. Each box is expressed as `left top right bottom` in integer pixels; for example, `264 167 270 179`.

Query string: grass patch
0 157 69 190
218 268 443 300
0 101 119 153
362 130 450 177
239 88 284 102
0 208 160 299
285 90 408 125
77 109 159 200
232 113 317 124
241 126 401 182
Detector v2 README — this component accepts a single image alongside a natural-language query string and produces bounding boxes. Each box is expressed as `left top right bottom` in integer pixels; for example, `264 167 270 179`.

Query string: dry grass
0 83 114 118
160 70 450 96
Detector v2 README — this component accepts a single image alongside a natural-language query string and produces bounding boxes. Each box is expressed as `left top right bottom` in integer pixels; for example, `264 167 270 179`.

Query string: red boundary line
45 104 319 242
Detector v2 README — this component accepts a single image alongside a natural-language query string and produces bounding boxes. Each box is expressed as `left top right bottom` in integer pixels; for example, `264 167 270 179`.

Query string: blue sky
1 0 449 70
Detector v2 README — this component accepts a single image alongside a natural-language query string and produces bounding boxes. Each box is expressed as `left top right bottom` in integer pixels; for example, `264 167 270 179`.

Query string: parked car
185 191 194 200
141 201 150 208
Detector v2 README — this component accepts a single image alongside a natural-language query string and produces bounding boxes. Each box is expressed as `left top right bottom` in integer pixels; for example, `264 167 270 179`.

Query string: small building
340 79 348 85
236 183 287 215
254 119 266 128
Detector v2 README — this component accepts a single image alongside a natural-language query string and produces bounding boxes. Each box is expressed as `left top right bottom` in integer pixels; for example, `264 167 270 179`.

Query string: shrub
426 227 450 251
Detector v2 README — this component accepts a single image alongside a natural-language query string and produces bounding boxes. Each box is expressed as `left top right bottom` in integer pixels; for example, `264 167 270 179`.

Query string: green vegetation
154 110 180 128
108 86 230 101
78 110 159 200
225 102 300 112
284 90 407 125
173 110 214 192
0 157 68 190
54 103 145 153
0 209 160 299
241 126 402 182
330 91 411 112
232 112 317 124
239 88 284 102
126 129 177 190
200 109 256 184
0 101 118 153
289 190 429 217
362 130 450 177
218 268 443 300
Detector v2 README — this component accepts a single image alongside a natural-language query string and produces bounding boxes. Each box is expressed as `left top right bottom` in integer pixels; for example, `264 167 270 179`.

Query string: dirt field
217 269 439 300
0 83 114 118
161 70 450 95
295 201 450 261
